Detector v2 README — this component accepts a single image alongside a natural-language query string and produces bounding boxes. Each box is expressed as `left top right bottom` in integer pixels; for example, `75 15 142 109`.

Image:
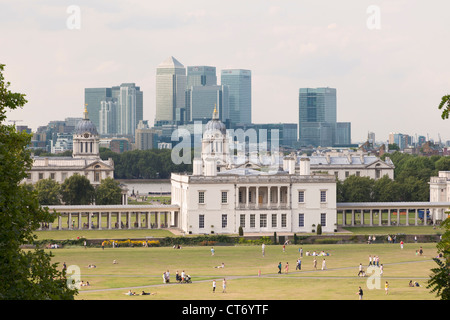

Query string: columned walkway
38 204 180 231
337 202 450 227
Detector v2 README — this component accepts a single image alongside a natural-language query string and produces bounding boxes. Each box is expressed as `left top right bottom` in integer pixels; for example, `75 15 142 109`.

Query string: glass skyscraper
187 85 229 122
85 84 143 137
220 69 251 125
84 88 112 130
187 66 217 87
298 87 351 147
155 56 186 125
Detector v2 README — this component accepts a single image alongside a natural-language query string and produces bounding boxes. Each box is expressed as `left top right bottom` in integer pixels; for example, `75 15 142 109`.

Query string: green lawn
44 242 441 300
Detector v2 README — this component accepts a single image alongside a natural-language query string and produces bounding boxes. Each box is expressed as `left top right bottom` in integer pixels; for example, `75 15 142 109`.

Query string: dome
204 106 226 135
74 107 98 136
74 119 98 136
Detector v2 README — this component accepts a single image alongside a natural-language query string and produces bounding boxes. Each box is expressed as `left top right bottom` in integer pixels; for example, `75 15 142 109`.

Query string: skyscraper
298 87 351 147
155 56 186 125
186 85 229 122
220 69 251 125
187 66 217 87
85 83 143 137
112 83 143 136
84 88 113 130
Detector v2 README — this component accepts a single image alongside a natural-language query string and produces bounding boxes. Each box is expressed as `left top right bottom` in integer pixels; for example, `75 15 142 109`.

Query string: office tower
187 66 217 87
85 84 143 136
99 99 118 135
84 88 113 130
298 87 351 147
335 122 352 146
112 83 143 136
135 120 157 150
186 85 229 122
155 56 186 125
220 69 251 125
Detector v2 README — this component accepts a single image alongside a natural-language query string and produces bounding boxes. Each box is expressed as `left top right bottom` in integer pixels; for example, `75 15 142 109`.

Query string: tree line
338 152 450 202
26 175 122 206
100 148 193 179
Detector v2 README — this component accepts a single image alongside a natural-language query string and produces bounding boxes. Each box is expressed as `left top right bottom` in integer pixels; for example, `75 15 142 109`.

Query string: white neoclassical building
171 109 337 235
24 107 114 186
430 171 450 203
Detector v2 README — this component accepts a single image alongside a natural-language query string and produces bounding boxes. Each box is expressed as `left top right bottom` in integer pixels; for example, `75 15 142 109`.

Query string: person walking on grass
321 258 327 270
285 262 289 274
357 286 363 300
212 280 216 293
313 257 317 270
222 278 226 293
278 262 282 274
385 281 389 295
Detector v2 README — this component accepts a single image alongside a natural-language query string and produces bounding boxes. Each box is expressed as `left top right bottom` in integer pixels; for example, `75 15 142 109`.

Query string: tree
95 177 122 205
0 64 76 299
60 174 95 205
438 95 450 120
34 178 61 205
427 217 450 300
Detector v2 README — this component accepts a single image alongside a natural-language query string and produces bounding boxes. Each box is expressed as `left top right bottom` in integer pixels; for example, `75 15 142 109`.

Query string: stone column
388 209 391 226
78 212 82 230
256 186 259 209
88 212 92 230
277 186 281 208
98 212 102 230
118 212 122 229
369 209 373 226
268 186 272 209
107 212 111 229
246 187 249 209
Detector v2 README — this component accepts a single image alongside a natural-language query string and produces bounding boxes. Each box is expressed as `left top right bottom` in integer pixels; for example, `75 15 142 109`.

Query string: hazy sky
1 0 449 143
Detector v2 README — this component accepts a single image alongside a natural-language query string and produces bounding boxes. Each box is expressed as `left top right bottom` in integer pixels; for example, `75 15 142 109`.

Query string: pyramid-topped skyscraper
155 56 186 125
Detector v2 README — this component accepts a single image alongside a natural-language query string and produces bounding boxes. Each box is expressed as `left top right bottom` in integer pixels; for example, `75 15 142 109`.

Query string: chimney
299 158 310 175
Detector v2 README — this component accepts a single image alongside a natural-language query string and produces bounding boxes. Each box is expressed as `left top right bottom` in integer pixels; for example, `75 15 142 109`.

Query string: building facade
171 110 337 235
220 69 252 125
155 56 187 125
24 108 114 186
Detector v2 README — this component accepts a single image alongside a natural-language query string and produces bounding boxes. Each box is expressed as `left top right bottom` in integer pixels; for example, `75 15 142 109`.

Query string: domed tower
201 105 229 171
73 106 100 159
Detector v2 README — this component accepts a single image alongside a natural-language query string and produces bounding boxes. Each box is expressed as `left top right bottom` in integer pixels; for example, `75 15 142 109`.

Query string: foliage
34 178 61 205
60 174 95 205
316 224 322 235
100 148 193 179
438 95 450 120
0 64 76 299
427 217 450 300
95 177 122 205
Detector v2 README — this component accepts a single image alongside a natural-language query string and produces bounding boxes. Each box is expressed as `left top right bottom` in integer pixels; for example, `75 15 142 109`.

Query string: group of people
124 290 156 296
164 270 192 283
212 278 227 293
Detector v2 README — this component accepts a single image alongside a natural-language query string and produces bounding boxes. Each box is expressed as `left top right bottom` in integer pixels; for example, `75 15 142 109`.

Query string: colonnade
337 202 449 227
238 185 289 209
38 205 179 231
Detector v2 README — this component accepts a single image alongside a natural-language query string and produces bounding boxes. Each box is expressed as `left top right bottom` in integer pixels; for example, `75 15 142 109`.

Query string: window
260 214 267 228
27 173 31 180
272 214 277 228
94 172 100 182
240 214 245 228
250 214 255 228
50 173 55 180
321 213 326 227
298 213 305 227
356 171 360 177
61 172 67 180
320 190 327 203
345 171 349 178
199 215 205 229
38 173 44 180
221 191 228 204
281 214 287 228
239 191 243 203
222 215 227 228
198 191 205 204
298 191 305 203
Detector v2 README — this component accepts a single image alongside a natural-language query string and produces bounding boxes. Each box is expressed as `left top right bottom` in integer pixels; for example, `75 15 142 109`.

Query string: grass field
46 241 441 300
